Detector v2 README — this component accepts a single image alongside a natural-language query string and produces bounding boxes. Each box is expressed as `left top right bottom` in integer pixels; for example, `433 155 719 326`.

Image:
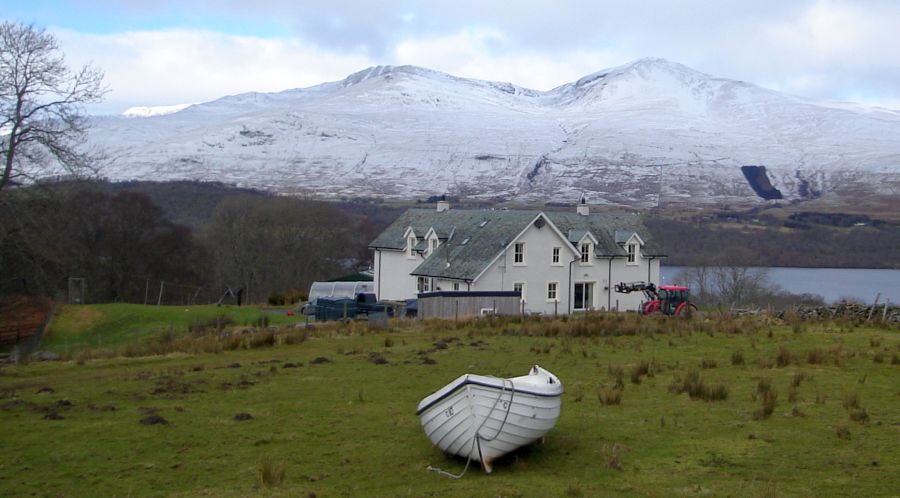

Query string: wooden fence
417 291 521 319
0 297 52 346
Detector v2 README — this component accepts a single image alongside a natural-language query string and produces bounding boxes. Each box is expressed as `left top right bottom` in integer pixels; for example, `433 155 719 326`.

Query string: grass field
41 303 307 352
1 312 897 497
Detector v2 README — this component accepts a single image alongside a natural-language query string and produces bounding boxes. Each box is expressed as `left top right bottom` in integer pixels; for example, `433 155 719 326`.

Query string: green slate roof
369 208 665 281
549 212 663 257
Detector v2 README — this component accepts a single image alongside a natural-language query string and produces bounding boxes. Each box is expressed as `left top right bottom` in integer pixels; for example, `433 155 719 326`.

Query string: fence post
157 281 165 306
867 293 880 321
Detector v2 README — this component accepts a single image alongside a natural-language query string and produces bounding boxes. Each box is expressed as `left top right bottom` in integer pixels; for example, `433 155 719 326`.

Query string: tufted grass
0 313 897 497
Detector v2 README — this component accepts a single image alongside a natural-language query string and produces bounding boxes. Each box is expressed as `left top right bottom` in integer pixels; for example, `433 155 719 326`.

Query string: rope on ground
427 378 515 479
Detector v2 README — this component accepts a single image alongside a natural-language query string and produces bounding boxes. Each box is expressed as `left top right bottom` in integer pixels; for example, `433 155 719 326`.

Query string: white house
368 199 665 314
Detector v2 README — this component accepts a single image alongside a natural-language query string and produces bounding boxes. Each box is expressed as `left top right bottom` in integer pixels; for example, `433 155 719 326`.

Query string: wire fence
66 274 226 307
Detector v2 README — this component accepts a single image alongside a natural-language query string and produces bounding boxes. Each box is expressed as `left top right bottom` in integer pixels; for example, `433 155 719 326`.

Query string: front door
574 282 594 310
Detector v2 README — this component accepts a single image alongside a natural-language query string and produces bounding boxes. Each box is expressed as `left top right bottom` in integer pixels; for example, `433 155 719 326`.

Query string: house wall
601 255 661 311
570 257 609 312
374 248 423 301
473 220 575 315
434 278 467 292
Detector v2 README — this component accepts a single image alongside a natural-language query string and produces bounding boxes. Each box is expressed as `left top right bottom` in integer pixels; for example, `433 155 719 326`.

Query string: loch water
661 266 900 305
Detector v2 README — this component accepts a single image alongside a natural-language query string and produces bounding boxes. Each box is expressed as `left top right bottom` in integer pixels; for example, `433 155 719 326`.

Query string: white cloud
735 1 900 100
45 0 900 112
394 29 625 90
54 28 372 113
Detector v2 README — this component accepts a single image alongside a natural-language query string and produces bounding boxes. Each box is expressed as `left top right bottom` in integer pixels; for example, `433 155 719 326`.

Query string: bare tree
207 195 360 303
678 263 775 308
712 265 771 306
0 22 106 192
677 265 714 302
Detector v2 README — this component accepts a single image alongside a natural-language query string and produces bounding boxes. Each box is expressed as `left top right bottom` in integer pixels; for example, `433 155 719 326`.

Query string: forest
0 180 390 305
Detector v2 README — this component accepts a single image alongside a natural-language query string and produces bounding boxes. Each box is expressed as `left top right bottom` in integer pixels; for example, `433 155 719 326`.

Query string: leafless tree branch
0 21 107 192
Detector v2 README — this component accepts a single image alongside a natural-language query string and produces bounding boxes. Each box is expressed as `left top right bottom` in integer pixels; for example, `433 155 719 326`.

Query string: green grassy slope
42 304 306 352
0 316 897 497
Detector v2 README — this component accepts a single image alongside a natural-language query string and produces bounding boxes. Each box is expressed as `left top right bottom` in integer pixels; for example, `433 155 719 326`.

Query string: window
547 282 558 301
513 282 525 300
580 242 591 263
514 242 525 264
627 243 637 264
552 247 560 264
429 238 438 254
452 282 460 291
407 235 416 258
417 277 430 293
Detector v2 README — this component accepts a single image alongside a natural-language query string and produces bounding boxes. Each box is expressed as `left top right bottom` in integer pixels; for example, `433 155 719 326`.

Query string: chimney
577 194 589 216
437 194 450 212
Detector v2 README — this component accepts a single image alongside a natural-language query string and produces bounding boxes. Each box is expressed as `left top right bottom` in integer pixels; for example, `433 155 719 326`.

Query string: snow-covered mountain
88 58 900 207
121 103 195 118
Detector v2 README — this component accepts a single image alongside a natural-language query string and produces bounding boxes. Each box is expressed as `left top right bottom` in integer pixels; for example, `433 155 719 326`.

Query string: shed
308 281 374 302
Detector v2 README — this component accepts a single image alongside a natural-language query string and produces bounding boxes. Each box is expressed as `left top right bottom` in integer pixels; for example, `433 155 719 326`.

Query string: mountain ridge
88 58 900 207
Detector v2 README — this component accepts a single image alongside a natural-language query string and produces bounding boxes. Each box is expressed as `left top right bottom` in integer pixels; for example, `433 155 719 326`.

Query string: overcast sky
3 0 899 113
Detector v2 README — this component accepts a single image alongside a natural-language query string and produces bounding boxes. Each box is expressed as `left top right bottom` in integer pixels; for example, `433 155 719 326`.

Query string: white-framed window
429 238 438 254
580 242 592 264
513 282 525 300
574 282 594 310
407 235 416 258
627 243 637 264
552 247 561 264
452 282 460 291
513 242 525 265
547 282 558 301
417 276 430 293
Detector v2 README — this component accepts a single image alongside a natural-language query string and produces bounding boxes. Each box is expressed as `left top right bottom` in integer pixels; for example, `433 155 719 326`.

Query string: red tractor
614 281 698 316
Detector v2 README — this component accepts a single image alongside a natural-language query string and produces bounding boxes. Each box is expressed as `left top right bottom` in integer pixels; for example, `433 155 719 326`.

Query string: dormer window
577 233 596 265
580 242 592 264
429 238 438 254
627 243 637 264
407 235 417 258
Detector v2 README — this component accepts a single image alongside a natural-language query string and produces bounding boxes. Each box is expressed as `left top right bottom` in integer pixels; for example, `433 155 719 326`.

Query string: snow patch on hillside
122 103 195 118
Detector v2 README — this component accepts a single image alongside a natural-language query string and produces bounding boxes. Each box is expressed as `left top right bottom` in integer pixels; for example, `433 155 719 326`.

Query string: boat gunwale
416 378 562 416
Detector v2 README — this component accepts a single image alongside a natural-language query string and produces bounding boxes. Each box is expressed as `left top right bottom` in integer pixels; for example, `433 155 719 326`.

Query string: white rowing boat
416 365 563 474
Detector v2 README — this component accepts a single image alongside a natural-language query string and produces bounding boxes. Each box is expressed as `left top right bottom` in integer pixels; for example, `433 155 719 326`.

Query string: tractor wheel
674 302 698 316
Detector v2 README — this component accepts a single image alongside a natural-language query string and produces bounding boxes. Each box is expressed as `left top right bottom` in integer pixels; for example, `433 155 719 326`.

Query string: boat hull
417 365 563 473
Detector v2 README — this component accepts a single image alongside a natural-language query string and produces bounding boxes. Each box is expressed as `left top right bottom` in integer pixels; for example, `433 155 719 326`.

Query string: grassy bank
1 314 897 497
41 303 307 352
